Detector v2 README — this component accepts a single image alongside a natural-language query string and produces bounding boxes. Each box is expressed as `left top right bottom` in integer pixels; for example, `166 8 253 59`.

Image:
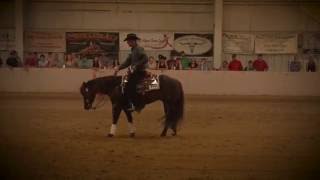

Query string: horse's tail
168 80 184 130
176 81 184 123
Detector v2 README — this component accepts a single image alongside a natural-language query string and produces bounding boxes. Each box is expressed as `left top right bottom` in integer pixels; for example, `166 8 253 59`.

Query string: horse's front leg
124 109 135 137
108 104 122 137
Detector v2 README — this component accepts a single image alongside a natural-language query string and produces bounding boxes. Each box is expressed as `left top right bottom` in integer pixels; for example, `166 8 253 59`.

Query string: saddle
121 71 160 95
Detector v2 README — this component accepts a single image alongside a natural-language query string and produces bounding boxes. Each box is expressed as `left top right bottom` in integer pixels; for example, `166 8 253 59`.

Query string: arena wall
1 68 319 96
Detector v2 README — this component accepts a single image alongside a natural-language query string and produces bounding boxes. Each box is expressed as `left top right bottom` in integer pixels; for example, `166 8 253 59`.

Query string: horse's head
80 82 96 110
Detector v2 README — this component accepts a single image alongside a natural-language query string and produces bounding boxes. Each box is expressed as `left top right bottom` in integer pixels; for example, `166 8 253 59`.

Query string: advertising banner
24 31 65 52
223 32 254 54
174 33 213 56
120 32 174 51
255 33 297 54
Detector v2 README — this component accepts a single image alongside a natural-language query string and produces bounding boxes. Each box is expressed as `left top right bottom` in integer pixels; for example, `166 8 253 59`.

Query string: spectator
228 54 243 71
92 55 100 68
47 52 55 67
189 59 199 70
306 56 316 72
52 53 64 68
253 54 268 71
244 60 254 71
180 51 190 70
148 56 157 70
166 57 176 70
24 52 38 67
113 58 120 68
77 55 92 69
158 54 167 70
289 56 301 72
220 60 229 71
65 53 77 68
174 57 182 70
199 58 209 71
6 50 22 68
38 54 49 68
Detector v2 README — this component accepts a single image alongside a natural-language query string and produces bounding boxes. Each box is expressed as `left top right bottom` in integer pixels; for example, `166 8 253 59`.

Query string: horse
80 74 184 137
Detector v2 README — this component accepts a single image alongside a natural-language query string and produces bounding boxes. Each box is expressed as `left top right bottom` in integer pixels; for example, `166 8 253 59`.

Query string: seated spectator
253 54 268 71
158 54 167 70
220 60 229 71
228 54 243 71
180 51 190 70
289 56 301 72
38 54 49 68
166 57 176 70
113 58 120 68
244 60 254 71
306 56 316 72
92 55 100 68
77 55 93 69
52 53 64 68
148 56 158 70
189 59 199 70
174 57 182 70
199 58 209 71
24 52 38 67
65 53 77 68
6 50 22 68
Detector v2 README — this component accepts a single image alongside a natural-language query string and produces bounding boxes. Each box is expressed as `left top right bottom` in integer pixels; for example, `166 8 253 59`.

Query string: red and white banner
255 33 297 54
24 31 65 52
120 32 174 51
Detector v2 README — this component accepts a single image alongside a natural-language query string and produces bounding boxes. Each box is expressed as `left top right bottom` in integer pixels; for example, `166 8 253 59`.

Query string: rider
114 33 148 111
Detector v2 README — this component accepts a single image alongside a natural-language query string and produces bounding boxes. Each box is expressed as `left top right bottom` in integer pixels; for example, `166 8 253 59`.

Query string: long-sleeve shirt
119 46 148 71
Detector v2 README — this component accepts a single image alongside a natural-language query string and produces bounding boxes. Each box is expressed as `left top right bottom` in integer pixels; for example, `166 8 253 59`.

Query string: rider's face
127 39 137 48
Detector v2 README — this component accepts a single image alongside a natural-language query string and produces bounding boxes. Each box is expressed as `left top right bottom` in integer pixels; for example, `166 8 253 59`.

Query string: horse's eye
85 88 89 92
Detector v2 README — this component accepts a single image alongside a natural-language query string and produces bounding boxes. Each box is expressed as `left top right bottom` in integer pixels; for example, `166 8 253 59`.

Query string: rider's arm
118 54 131 70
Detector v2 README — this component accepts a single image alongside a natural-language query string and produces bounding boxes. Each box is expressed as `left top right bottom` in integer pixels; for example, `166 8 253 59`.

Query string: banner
0 30 15 50
255 33 297 54
223 32 254 54
174 33 213 56
301 32 320 54
24 31 65 52
66 32 119 57
120 32 174 51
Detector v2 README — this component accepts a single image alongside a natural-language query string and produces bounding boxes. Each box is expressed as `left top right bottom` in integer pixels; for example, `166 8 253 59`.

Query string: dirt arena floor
1 93 320 180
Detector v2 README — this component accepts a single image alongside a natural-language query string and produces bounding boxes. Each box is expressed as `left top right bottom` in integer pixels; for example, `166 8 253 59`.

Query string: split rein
92 94 107 110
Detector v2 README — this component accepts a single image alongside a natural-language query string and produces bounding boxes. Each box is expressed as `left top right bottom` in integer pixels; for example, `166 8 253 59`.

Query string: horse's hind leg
124 110 135 137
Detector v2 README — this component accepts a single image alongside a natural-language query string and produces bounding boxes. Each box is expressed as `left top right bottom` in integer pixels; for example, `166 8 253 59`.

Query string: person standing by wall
228 54 243 71
253 54 268 71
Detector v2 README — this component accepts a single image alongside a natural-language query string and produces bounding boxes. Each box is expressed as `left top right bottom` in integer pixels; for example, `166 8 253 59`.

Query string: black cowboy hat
124 33 140 41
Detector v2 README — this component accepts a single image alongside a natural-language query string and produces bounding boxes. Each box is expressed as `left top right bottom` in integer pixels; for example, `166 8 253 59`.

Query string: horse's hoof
129 133 135 138
172 132 177 136
108 134 114 137
160 133 166 137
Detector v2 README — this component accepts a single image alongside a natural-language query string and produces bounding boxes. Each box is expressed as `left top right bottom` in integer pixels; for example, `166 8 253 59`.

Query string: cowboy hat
124 33 140 41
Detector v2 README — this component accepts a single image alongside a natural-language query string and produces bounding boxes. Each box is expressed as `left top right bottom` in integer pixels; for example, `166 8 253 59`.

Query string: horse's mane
86 75 122 94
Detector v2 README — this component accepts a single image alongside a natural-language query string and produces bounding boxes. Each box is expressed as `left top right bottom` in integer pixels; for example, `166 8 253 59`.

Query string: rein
92 94 107 110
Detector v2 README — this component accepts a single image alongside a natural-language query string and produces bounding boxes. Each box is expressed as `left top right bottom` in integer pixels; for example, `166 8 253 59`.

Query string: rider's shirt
119 46 148 71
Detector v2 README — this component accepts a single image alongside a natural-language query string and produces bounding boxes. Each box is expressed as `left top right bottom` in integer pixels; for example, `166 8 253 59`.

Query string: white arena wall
0 68 319 96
